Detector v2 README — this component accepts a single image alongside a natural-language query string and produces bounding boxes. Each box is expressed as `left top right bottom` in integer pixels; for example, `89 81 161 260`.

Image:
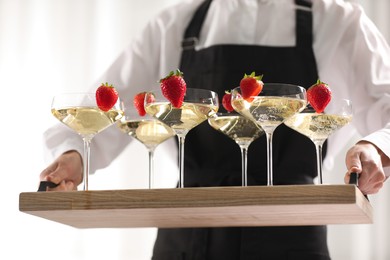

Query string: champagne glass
117 101 175 188
51 93 123 191
144 88 219 188
231 84 307 186
208 112 264 186
284 98 352 184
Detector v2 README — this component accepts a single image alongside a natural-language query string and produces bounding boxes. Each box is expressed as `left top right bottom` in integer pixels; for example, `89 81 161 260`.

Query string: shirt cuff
361 126 390 177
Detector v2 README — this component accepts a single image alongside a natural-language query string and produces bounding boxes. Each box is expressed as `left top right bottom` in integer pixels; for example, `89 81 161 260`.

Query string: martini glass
51 93 123 191
208 112 264 186
117 101 175 188
144 88 219 188
284 98 352 184
231 84 307 186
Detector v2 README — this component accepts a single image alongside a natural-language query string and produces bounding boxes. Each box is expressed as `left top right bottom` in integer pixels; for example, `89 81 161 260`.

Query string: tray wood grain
19 185 372 228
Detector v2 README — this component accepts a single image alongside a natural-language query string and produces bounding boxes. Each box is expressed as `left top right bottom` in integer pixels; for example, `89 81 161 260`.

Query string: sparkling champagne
232 97 307 132
208 113 264 186
284 112 352 143
117 119 175 149
52 106 123 136
145 102 218 134
208 115 263 146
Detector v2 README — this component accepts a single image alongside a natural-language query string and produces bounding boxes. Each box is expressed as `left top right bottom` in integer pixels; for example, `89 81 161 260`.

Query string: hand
345 141 388 194
39 151 83 191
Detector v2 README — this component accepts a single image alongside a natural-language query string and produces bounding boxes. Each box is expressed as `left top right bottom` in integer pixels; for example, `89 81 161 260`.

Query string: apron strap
296 0 312 7
295 0 314 48
182 0 314 50
182 0 212 50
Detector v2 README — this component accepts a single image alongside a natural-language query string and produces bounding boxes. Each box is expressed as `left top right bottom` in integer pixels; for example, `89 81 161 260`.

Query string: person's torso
152 2 331 259
179 0 326 187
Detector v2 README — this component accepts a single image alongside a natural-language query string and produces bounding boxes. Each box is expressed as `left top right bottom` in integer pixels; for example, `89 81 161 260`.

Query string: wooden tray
19 185 372 228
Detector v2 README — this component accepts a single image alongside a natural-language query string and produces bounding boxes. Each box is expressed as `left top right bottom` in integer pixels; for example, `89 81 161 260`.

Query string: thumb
46 166 69 184
345 150 363 184
346 150 363 174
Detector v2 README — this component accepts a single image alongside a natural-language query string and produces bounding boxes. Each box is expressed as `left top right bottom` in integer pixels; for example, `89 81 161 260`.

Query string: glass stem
315 142 324 184
177 134 186 188
265 131 274 186
82 137 92 191
148 148 156 189
239 145 249 187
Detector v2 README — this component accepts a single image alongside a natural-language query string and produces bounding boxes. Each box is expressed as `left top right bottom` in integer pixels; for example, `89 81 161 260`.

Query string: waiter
40 0 390 259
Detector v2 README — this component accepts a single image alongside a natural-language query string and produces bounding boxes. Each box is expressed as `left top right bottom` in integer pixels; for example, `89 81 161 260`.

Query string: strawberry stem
101 82 114 88
244 72 263 81
160 69 184 82
316 79 327 85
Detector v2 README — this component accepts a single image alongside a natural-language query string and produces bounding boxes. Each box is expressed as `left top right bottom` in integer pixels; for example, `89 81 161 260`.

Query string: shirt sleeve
314 2 390 169
42 12 171 173
347 6 390 171
361 123 390 176
41 0 198 173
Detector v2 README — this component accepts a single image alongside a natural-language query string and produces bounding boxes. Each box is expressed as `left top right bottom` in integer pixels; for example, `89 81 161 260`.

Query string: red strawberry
160 69 187 108
96 82 119 111
240 72 264 101
133 92 147 116
307 79 332 113
222 91 234 112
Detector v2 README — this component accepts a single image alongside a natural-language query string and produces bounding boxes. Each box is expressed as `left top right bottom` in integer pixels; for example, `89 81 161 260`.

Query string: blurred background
2 0 389 259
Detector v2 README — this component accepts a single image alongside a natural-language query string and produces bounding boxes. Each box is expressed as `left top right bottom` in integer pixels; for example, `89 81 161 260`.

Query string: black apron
153 0 330 259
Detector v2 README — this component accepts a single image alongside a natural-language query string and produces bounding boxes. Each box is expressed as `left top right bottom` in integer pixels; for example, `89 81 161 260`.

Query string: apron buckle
182 37 198 50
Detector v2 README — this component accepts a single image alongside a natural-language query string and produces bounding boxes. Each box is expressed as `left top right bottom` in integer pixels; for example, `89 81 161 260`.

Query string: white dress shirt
43 0 390 176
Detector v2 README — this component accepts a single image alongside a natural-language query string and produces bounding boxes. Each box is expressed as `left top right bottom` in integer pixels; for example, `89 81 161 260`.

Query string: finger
360 181 383 195
344 171 351 184
357 170 385 195
45 165 76 184
358 160 384 184
65 181 78 191
39 162 59 180
48 180 79 191
47 180 67 191
345 150 363 174
372 182 384 194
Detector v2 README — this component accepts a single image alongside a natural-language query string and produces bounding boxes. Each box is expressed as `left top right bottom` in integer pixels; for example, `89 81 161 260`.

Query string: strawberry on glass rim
240 72 264 101
160 69 187 108
222 90 234 112
143 85 219 189
307 79 332 113
96 82 119 111
133 91 156 116
134 92 146 116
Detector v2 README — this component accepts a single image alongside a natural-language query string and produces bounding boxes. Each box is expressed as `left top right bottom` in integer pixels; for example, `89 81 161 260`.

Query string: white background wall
1 0 389 259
